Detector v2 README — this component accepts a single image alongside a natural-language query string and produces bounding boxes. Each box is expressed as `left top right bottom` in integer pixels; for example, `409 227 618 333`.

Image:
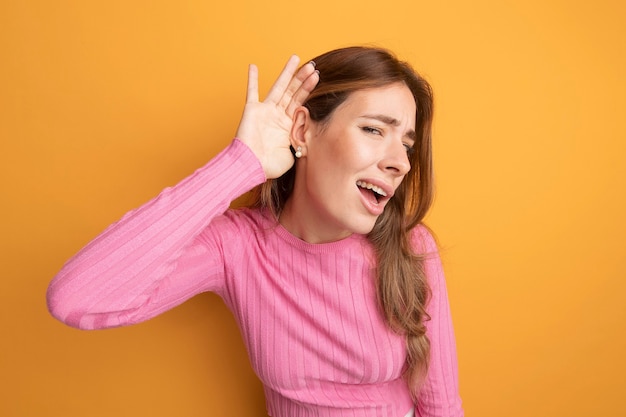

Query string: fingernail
308 60 316 68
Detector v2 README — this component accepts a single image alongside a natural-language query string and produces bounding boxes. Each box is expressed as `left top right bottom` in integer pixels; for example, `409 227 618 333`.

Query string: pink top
47 139 463 417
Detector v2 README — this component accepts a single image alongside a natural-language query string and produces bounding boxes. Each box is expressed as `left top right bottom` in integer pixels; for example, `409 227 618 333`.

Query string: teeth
356 181 387 197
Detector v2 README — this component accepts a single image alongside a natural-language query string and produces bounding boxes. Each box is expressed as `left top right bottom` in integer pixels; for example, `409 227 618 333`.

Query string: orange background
1 1 625 416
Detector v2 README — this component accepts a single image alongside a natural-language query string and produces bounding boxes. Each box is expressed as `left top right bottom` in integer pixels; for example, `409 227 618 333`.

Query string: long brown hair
250 46 435 397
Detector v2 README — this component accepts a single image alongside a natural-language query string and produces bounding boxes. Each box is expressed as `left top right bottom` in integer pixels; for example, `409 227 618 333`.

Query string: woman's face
287 82 416 243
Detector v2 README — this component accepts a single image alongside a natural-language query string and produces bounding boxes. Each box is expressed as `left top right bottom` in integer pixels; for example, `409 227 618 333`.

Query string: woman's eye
362 126 382 135
403 143 415 155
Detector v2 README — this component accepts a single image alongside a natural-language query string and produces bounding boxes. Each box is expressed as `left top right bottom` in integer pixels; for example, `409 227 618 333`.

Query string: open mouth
356 180 387 204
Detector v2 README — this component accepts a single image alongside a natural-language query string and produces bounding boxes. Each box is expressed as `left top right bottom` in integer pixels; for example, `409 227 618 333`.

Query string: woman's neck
279 196 352 244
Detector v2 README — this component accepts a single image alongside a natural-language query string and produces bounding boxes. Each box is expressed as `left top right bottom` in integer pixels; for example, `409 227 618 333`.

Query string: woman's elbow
46 283 92 330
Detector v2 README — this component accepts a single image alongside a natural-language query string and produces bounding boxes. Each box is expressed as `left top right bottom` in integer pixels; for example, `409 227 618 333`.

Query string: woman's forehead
335 84 417 122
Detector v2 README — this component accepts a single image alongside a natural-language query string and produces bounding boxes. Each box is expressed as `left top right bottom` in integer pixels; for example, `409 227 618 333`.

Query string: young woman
47 46 463 417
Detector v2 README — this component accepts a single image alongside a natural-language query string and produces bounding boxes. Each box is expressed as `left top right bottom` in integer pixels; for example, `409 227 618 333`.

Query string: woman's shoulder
409 224 447 292
409 223 439 256
196 207 277 254
211 206 274 232
215 206 286 242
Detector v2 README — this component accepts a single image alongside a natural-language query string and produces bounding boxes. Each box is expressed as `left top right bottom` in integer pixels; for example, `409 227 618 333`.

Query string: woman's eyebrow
360 114 417 140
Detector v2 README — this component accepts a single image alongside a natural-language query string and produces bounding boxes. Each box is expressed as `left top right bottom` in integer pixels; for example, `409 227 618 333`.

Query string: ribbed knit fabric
47 139 463 417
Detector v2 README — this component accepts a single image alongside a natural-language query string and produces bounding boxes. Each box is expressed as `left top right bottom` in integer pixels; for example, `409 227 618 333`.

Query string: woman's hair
250 46 435 397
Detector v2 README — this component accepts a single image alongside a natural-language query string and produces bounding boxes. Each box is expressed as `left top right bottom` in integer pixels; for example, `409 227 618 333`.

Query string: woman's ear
290 106 313 155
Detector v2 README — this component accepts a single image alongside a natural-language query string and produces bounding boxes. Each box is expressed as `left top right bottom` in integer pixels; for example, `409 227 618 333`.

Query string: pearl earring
295 146 302 158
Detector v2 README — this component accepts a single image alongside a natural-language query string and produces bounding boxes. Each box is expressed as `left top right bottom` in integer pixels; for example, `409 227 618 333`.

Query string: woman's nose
379 140 411 176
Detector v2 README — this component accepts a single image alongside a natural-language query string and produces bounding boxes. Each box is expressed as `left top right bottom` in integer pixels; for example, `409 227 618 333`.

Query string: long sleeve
46 139 266 330
414 227 464 417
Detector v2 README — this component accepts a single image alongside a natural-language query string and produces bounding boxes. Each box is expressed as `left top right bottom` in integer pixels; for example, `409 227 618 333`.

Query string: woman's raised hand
235 55 319 179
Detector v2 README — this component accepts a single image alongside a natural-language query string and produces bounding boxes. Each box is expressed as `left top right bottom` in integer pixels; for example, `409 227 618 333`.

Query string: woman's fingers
278 60 317 113
285 68 319 117
256 55 318 116
245 64 260 103
264 55 301 104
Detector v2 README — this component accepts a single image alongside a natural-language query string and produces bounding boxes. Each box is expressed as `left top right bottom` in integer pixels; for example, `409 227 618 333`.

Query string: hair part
250 46 435 398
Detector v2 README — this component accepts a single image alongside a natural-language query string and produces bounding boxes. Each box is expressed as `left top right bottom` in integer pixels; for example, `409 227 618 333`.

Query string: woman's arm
47 56 319 330
46 140 265 329
414 227 464 417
